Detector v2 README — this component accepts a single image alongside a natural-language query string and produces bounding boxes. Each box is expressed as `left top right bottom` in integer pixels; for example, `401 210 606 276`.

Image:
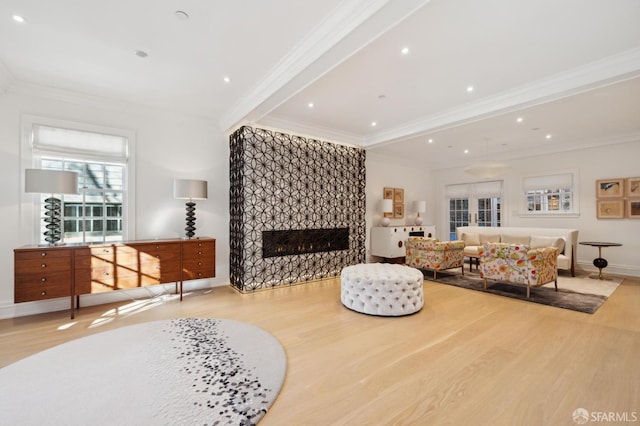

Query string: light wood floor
1 275 639 425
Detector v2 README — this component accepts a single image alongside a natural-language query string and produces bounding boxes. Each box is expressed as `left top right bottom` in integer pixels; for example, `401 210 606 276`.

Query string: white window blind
32 124 128 161
522 173 572 191
446 181 502 197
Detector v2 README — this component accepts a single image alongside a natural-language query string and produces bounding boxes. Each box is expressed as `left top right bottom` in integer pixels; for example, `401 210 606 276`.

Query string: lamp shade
415 200 426 213
25 169 78 194
382 199 393 213
174 179 208 200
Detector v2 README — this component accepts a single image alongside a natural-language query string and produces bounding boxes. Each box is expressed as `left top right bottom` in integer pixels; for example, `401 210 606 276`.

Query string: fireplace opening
262 228 349 258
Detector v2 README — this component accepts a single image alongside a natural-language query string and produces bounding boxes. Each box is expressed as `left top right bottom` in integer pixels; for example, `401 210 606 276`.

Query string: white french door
446 181 502 240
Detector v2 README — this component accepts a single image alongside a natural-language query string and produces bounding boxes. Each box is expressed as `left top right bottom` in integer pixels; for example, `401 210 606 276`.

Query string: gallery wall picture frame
394 203 404 219
596 200 624 219
596 178 624 198
627 200 640 218
383 187 394 200
393 188 404 203
626 177 640 198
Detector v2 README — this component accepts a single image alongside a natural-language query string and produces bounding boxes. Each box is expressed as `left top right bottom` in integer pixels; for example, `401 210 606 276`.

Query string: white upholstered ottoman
340 263 424 316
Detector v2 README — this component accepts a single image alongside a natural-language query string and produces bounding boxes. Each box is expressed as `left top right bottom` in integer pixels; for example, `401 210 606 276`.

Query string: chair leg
433 270 437 279
461 265 464 276
527 285 530 299
554 279 558 292
483 278 487 289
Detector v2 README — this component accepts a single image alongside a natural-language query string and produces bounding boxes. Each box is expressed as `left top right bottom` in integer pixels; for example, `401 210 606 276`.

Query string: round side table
579 242 622 280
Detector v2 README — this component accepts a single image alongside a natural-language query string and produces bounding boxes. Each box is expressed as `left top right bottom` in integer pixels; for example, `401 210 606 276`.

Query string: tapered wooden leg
527 285 530 298
483 278 487 289
554 279 558 292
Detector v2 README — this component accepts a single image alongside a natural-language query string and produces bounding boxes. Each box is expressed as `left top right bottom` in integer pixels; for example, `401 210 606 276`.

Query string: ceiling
1 0 639 169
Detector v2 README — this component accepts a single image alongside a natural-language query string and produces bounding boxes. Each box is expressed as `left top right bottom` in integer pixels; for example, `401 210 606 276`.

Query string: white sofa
455 226 579 276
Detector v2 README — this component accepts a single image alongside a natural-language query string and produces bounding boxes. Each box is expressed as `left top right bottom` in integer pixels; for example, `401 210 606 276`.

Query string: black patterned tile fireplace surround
229 126 366 292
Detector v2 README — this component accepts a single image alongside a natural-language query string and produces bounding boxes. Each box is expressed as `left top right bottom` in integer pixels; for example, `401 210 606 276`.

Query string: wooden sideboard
14 237 216 318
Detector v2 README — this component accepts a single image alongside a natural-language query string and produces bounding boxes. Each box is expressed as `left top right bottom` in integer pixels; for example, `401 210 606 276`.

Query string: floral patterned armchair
405 237 465 278
479 242 558 298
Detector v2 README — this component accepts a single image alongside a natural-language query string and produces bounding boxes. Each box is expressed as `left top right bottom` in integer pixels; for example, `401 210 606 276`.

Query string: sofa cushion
501 234 530 245
479 233 500 244
530 235 565 254
461 233 480 246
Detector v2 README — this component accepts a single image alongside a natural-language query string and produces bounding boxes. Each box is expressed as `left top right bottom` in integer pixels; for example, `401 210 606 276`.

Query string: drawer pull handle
41 277 46 282
41 291 47 296
197 272 202 277
41 264 46 268
103 272 109 276
198 243 203 247
198 251 202 255
198 262 202 266
41 252 46 257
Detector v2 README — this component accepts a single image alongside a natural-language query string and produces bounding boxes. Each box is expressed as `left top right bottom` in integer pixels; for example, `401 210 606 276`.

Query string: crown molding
256 114 365 147
364 47 640 147
219 0 431 132
5 79 212 121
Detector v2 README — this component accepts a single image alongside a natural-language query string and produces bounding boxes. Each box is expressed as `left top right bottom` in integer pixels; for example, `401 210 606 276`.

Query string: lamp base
415 215 423 225
380 217 391 227
185 202 197 239
43 196 62 245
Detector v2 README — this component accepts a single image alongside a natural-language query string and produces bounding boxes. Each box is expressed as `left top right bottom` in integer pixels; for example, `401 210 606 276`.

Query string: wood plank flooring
1 275 639 425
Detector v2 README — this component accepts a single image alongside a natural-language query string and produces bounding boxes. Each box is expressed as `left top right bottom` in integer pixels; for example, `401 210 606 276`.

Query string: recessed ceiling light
135 50 149 58
428 138 434 144
466 85 474 92
12 14 26 23
307 102 314 108
516 117 523 123
464 149 469 154
546 134 552 139
371 121 377 127
175 10 189 20
401 47 409 55
223 76 231 83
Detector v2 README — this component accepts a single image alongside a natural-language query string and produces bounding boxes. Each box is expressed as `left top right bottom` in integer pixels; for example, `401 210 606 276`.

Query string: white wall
431 140 640 277
0 86 230 318
365 151 436 261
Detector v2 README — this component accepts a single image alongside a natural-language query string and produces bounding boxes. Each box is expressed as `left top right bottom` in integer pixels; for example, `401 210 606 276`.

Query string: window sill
519 212 580 219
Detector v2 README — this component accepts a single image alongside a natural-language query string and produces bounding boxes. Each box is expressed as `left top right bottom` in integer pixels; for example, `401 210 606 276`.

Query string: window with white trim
27 121 133 244
522 172 578 215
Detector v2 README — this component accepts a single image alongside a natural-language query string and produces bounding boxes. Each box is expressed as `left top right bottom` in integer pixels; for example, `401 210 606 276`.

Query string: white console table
371 225 436 260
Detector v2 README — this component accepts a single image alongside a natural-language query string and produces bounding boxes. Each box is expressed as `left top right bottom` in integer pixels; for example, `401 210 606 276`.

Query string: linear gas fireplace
262 228 349 258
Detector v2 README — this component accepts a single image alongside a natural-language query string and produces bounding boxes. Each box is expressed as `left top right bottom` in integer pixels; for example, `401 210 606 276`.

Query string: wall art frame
596 200 624 219
596 178 624 198
626 200 640 218
626 177 640 198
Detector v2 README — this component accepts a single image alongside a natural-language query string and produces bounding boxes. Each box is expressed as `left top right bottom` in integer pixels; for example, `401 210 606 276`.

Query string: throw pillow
461 233 480 245
501 234 530 245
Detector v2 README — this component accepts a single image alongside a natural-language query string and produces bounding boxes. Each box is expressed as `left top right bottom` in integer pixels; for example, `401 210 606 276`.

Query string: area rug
427 270 622 314
0 318 287 425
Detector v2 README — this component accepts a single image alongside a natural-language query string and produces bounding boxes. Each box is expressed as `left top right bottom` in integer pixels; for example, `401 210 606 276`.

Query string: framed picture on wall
596 200 624 219
393 188 404 203
626 177 640 198
393 203 404 218
596 178 624 198
627 200 640 218
383 187 394 200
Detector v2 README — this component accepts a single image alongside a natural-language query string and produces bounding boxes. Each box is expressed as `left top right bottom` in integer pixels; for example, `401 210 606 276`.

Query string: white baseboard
576 261 640 278
0 280 227 320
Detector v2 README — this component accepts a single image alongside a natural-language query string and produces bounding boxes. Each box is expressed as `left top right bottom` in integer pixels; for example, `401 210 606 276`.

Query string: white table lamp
174 179 208 239
25 169 79 245
381 199 393 227
414 200 426 225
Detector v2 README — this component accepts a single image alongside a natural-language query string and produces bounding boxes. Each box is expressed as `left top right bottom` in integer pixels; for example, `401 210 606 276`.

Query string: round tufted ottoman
340 263 424 316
